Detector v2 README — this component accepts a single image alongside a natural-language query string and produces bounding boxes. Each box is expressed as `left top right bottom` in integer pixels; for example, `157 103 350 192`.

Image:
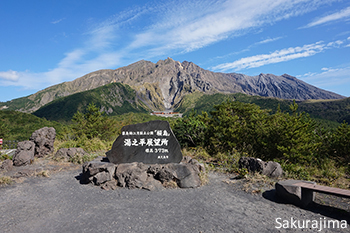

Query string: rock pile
238 157 283 178
54 148 87 161
0 158 14 171
80 156 205 191
1 127 64 170
9 127 56 167
12 141 35 166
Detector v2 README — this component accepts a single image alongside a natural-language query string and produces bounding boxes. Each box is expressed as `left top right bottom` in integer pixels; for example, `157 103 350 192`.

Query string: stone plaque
106 120 183 164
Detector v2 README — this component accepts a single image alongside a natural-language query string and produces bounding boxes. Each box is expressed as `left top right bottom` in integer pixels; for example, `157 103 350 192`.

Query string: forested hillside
175 92 350 127
33 83 148 122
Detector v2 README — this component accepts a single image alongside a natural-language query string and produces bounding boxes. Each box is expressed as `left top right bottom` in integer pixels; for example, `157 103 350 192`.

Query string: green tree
330 122 350 166
206 100 270 155
204 100 321 165
265 105 321 164
172 110 209 148
72 103 118 141
0 119 9 140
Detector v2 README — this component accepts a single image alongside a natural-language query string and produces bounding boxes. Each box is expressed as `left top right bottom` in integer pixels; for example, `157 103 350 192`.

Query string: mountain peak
0 59 345 113
281 73 297 80
165 57 174 62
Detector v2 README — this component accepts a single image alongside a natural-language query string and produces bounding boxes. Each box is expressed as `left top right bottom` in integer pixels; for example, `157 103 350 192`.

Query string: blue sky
1 0 350 102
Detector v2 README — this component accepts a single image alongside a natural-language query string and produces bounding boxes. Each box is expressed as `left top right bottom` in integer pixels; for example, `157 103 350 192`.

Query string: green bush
263 103 321 165
172 99 350 180
330 122 350 170
0 119 9 139
72 103 119 141
0 110 65 141
76 137 109 152
171 110 208 148
190 100 324 166
205 100 270 156
69 153 100 164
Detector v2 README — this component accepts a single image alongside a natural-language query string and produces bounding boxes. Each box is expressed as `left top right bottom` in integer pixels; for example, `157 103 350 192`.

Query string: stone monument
81 120 204 190
106 120 182 164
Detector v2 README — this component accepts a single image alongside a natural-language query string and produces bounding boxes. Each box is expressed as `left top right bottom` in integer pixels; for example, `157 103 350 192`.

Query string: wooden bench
293 182 350 199
275 180 350 207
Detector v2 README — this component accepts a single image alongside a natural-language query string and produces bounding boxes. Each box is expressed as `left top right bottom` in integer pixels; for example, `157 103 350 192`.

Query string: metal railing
0 140 19 150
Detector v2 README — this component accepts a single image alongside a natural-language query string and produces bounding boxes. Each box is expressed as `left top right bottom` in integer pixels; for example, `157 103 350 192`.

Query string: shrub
330 122 350 168
206 100 271 155
0 176 13 186
264 106 321 164
69 153 99 164
0 153 12 161
171 110 208 148
76 137 109 152
72 103 118 141
203 100 323 166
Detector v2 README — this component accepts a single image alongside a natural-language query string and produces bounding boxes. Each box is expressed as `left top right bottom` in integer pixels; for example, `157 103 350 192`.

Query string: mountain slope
298 97 350 124
0 110 65 141
175 92 350 127
33 83 148 122
0 58 345 113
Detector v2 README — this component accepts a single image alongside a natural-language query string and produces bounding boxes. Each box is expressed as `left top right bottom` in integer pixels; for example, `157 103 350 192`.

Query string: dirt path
0 167 349 233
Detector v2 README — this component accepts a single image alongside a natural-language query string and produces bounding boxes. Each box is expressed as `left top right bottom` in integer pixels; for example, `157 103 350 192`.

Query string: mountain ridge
0 58 345 113
33 82 148 122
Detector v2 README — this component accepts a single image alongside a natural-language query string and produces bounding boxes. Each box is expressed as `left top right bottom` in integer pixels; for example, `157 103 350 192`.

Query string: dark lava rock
12 141 35 166
30 127 56 158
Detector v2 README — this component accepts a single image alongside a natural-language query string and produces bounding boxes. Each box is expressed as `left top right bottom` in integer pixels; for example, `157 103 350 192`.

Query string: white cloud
255 37 283 45
0 70 20 81
51 18 65 24
0 0 339 91
302 6 350 28
299 65 350 95
0 70 44 90
124 0 336 56
212 38 349 72
212 41 331 71
326 40 343 47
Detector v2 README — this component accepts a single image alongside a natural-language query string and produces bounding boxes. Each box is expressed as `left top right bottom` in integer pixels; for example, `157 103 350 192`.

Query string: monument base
80 156 205 190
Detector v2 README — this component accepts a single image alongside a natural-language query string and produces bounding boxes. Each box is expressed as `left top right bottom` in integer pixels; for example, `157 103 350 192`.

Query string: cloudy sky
1 0 350 102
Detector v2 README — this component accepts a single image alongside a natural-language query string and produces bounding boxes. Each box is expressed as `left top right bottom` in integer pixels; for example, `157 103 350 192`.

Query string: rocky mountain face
0 58 345 112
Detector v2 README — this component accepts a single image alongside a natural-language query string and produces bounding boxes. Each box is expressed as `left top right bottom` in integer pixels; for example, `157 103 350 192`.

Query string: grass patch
68 153 100 164
183 147 246 174
280 158 349 188
184 147 350 190
55 137 112 153
242 172 277 194
54 139 106 164
0 153 13 161
0 176 13 186
199 170 209 186
163 180 178 189
36 170 50 177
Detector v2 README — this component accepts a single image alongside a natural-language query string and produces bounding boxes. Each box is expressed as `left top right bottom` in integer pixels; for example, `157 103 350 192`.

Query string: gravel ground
0 168 349 233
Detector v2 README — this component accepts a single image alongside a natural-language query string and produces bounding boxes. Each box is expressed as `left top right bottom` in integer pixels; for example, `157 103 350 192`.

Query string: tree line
172 100 350 178
2 100 349 181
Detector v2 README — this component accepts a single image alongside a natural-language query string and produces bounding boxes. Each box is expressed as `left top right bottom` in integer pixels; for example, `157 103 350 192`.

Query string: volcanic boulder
30 127 56 157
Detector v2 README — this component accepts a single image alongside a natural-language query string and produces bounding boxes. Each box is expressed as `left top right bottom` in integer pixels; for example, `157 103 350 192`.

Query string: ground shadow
75 173 90 184
74 157 110 184
263 189 350 222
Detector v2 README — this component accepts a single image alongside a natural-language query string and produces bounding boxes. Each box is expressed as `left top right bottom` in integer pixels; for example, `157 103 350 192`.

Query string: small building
150 111 183 118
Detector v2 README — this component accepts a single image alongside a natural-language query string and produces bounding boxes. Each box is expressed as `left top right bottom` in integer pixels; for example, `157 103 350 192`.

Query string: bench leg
301 188 315 207
275 180 315 208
